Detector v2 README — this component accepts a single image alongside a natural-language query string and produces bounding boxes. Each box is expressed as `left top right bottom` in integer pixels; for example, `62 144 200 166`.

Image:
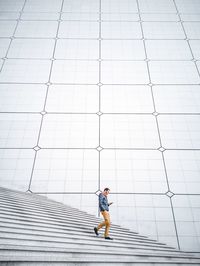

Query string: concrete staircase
0 186 199 265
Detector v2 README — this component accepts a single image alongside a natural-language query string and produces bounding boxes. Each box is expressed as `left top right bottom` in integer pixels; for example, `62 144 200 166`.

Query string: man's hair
104 188 110 191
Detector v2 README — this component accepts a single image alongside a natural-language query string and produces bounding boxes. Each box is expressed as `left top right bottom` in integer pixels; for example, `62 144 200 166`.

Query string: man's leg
101 211 111 237
94 213 106 235
96 215 106 231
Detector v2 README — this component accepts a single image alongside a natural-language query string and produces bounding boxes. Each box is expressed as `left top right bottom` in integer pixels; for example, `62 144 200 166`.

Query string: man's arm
99 193 106 211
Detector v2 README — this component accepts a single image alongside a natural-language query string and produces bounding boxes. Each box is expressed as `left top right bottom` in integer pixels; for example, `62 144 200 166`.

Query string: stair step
0 197 142 236
0 244 190 257
0 244 196 260
0 254 199 264
0 223 165 246
0 195 104 224
0 244 198 262
0 211 166 247
0 226 183 253
0 197 143 235
0 189 169 244
0 220 175 252
2 237 198 264
1 262 200 266
0 203 150 240
0 194 99 219
0 230 178 253
0 190 102 222
0 237 127 252
0 227 154 246
0 186 199 265
0 189 144 236
0 231 158 248
0 237 181 257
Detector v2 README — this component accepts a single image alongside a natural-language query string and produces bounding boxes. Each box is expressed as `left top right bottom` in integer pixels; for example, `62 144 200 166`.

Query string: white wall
0 0 200 252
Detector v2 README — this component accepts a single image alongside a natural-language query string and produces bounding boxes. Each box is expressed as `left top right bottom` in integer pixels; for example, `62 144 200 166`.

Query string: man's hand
108 202 113 206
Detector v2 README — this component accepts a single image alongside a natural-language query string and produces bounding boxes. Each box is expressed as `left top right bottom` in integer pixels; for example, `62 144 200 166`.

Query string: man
94 188 113 240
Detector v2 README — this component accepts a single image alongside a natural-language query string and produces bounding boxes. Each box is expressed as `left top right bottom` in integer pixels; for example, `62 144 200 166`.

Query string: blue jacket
99 193 109 212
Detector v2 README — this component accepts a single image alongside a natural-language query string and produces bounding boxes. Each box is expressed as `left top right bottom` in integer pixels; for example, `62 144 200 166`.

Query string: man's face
104 190 110 196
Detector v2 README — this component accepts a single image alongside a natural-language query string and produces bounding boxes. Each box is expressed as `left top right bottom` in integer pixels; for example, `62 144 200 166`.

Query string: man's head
103 187 110 196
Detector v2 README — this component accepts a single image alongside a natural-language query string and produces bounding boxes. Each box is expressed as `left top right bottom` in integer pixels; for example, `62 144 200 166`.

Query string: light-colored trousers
97 210 111 237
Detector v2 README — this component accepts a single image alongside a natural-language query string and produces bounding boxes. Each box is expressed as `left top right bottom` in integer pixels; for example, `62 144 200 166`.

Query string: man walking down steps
94 188 114 240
